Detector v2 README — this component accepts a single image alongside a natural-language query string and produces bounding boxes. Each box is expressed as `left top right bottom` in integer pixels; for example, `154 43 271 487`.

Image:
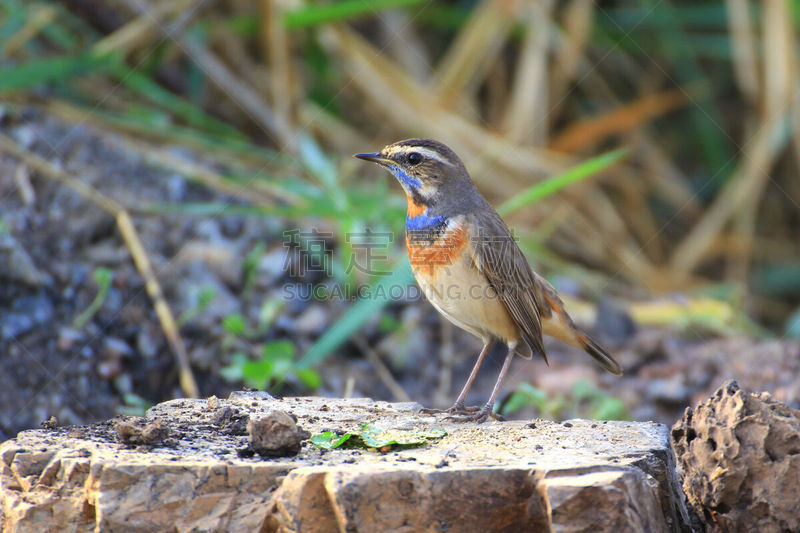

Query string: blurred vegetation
502 380 630 421
1 0 799 407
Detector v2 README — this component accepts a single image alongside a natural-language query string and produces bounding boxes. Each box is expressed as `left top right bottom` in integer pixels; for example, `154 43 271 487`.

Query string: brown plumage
355 138 622 422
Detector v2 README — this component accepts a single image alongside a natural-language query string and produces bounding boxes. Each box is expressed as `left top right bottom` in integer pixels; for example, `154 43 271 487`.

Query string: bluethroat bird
356 139 622 423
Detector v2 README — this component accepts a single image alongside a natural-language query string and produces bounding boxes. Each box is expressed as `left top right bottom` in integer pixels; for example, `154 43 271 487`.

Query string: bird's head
355 138 467 203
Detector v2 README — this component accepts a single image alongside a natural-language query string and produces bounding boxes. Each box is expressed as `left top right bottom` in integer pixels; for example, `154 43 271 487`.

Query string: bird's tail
540 291 623 376
577 332 623 376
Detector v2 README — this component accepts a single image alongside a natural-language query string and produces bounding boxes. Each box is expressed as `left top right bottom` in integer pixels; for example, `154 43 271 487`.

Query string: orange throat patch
406 218 469 277
406 194 427 218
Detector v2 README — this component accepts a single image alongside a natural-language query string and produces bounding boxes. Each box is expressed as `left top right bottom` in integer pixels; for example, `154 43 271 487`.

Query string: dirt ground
1 109 798 439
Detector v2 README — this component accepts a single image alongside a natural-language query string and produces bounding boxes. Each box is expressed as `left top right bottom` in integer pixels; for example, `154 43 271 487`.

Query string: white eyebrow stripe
414 147 455 166
385 145 455 167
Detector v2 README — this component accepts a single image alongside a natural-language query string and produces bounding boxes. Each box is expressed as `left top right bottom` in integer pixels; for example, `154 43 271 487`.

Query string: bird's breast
406 215 469 278
405 214 521 343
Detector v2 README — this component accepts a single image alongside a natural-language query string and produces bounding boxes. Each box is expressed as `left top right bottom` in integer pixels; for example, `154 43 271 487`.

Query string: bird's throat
406 198 445 231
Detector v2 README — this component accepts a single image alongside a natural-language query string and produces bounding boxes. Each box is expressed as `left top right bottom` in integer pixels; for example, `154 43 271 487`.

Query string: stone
0 394 690 532
672 380 800 532
11 294 54 325
291 305 329 335
0 233 50 287
114 417 171 446
211 406 249 436
247 411 309 457
0 314 34 340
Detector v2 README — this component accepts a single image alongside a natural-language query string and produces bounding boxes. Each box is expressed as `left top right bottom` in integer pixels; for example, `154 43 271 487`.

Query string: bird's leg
450 346 515 423
421 341 492 415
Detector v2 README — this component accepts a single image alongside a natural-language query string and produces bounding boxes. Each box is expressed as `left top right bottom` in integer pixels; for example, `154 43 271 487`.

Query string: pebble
257 248 289 286
196 220 223 242
596 299 637 343
292 305 328 335
96 359 122 380
12 293 54 325
165 174 187 201
175 262 240 328
0 313 34 340
103 337 134 359
136 324 161 358
0 234 50 286
650 375 690 405
11 124 36 148
57 327 85 350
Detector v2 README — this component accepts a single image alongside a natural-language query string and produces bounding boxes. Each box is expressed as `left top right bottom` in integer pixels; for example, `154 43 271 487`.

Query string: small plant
241 241 266 295
73 267 113 328
176 285 216 327
310 422 446 452
117 392 153 417
571 379 630 421
501 380 629 421
502 382 567 419
221 312 247 336
220 340 321 392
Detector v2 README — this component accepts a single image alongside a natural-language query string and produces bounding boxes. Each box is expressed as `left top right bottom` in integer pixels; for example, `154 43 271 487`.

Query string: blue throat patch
386 164 445 230
406 212 446 230
389 165 423 190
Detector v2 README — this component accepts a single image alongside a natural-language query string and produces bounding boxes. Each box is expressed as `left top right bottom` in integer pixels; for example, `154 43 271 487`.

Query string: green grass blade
284 0 425 29
297 258 414 369
109 64 247 140
70 106 280 162
497 148 629 217
0 52 117 92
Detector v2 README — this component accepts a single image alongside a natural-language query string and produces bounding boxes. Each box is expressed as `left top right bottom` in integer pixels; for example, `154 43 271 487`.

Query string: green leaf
590 397 629 421
92 266 113 287
295 368 322 389
117 392 153 417
241 358 274 390
497 148 629 217
196 286 217 310
571 379 599 402
262 340 295 381
360 423 446 448
284 0 425 29
311 425 445 451
222 313 246 336
0 52 118 92
502 383 547 415
219 352 249 382
311 431 354 450
73 266 114 328
262 339 296 359
258 300 284 330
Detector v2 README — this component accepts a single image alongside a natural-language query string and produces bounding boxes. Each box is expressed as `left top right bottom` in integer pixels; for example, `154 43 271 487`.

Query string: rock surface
1 393 690 532
672 380 800 532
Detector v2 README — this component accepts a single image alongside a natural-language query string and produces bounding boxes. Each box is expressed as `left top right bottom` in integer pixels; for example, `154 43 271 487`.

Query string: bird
355 139 622 423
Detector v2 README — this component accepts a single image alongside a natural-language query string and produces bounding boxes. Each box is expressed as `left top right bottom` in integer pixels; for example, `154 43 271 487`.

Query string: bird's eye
407 152 422 165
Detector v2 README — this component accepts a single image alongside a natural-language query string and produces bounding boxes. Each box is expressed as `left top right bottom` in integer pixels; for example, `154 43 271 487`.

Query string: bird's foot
420 402 481 416
446 405 505 424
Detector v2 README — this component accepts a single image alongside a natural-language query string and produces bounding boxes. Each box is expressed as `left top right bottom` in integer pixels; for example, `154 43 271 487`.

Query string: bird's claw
422 405 504 423
421 402 481 416
446 408 505 423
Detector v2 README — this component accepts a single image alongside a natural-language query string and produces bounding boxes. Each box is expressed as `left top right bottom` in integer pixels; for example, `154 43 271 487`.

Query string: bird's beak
354 152 391 165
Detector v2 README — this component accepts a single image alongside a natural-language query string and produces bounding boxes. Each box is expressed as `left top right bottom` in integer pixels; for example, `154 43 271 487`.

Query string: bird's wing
468 211 548 362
